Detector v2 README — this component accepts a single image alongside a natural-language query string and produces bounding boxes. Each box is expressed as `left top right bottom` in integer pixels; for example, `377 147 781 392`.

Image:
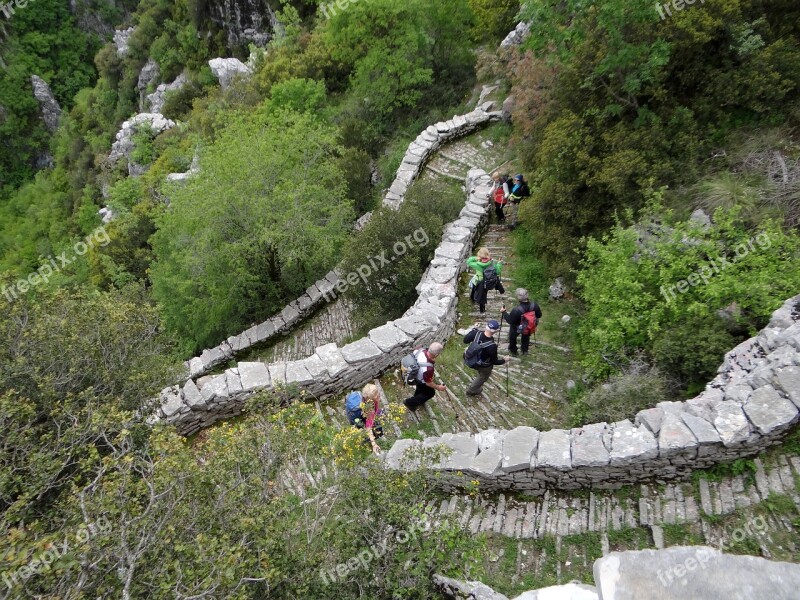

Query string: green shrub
570 359 668 426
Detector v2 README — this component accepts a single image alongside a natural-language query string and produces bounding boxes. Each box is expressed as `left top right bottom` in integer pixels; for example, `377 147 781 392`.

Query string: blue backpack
345 391 364 425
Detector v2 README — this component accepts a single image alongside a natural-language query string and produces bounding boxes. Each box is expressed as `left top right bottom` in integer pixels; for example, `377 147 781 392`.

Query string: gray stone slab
284 361 314 386
315 343 349 377
182 379 206 410
384 439 421 470
658 414 698 456
224 369 243 395
268 363 286 386
609 420 658 466
299 355 328 380
501 426 540 473
200 374 229 404
254 320 275 342
392 316 432 337
594 546 800 600
340 337 384 364
680 413 721 445
188 357 204 378
442 432 480 471
161 389 184 417
469 445 503 477
368 323 411 353
774 365 800 408
534 429 571 470
712 402 752 447
743 384 799 434
571 423 610 468
635 407 665 434
238 362 271 392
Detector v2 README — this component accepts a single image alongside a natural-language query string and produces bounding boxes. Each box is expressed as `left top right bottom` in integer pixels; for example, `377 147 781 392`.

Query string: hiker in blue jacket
463 320 510 397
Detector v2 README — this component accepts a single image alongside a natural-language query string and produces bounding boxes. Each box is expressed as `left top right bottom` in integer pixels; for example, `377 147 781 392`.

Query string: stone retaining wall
384 295 800 494
183 106 502 379
152 169 496 435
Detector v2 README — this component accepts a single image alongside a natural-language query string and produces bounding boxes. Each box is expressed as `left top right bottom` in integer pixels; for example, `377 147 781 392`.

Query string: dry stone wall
152 169 496 435
183 105 502 379
384 296 800 494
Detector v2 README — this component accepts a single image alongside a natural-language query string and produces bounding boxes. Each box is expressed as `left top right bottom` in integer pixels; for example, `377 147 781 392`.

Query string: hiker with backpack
491 171 511 223
501 288 542 356
463 320 510 396
508 174 530 203
467 247 505 314
345 383 383 455
401 342 446 412
507 174 531 229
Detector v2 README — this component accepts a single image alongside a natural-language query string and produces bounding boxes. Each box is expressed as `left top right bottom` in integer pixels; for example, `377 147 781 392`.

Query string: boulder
208 57 252 89
30 75 61 133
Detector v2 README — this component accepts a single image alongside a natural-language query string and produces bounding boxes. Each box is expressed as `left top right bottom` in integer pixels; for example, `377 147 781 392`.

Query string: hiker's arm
492 349 506 366
466 256 479 270
422 367 445 392
463 329 477 344
534 303 543 319
501 306 513 326
366 427 381 455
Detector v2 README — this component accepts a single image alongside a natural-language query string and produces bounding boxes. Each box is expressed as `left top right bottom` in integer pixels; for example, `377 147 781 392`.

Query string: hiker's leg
521 334 531 354
404 383 434 410
478 284 488 313
494 203 505 222
508 328 519 355
466 366 493 395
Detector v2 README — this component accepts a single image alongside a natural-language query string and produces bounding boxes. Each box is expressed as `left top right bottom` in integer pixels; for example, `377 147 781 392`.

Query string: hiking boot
465 390 483 397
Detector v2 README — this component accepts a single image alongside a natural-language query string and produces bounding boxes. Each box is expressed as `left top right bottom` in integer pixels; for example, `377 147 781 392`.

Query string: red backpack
494 184 507 206
519 311 537 335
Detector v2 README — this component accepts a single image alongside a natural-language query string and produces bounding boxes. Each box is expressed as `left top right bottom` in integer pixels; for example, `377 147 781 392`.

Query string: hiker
403 342 446 412
467 247 505 314
508 174 530 203
491 171 510 223
345 383 383 455
502 288 542 356
463 320 510 396
507 174 531 229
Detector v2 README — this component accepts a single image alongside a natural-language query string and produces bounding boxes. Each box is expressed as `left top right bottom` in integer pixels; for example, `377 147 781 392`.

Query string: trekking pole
499 306 509 398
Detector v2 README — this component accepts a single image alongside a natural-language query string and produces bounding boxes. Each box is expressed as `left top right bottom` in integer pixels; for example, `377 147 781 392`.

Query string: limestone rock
146 72 188 113
113 27 135 57
108 113 176 175
594 546 800 600
209 57 253 89
30 75 61 133
774 365 800 407
742 385 798 435
549 277 569 301
501 426 539 472
658 414 698 456
609 420 658 466
571 423 610 468
238 362 271 392
535 429 571 470
712 402 752 447
137 59 161 109
433 574 508 600
500 22 531 48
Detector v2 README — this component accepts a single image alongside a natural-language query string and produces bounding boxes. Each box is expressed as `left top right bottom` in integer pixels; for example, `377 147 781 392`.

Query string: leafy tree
575 205 800 386
150 107 354 352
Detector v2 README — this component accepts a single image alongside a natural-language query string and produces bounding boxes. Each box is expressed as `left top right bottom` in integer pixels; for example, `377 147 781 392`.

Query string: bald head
429 342 444 357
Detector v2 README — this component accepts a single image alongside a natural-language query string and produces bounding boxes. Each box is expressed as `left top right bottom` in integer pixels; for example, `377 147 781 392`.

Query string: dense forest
1 0 799 596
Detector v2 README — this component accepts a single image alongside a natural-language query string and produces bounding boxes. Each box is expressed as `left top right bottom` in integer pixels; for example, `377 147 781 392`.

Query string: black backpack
464 332 494 369
482 263 499 291
400 349 429 385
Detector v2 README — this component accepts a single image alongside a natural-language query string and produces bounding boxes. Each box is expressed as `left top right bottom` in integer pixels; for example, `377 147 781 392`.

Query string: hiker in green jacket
466 247 505 313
